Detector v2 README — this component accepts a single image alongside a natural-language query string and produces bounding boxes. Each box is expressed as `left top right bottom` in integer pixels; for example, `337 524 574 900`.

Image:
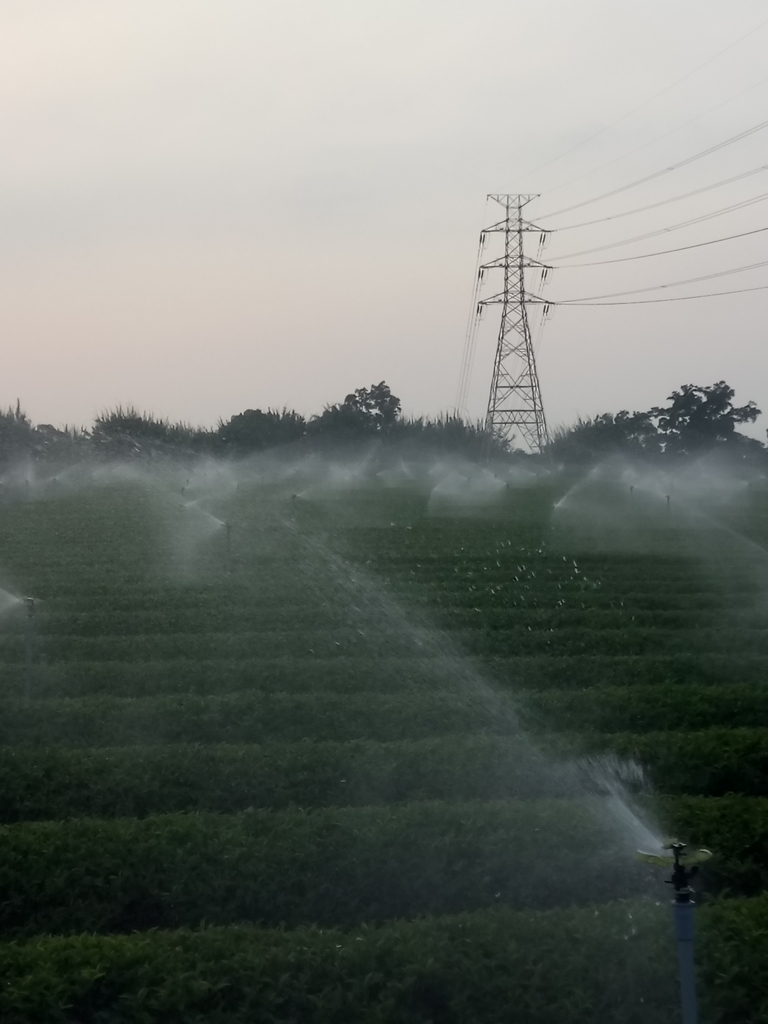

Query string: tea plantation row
0 476 767 1021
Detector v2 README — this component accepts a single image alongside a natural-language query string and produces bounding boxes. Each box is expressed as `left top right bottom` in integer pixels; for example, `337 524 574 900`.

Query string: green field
1 462 767 1022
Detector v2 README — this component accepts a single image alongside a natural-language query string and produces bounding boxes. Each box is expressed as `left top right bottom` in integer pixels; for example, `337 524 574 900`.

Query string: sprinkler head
668 843 697 902
637 841 712 903
23 597 35 617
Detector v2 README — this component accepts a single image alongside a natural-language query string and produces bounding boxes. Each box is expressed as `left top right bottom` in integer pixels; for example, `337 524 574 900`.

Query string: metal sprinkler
638 841 712 1024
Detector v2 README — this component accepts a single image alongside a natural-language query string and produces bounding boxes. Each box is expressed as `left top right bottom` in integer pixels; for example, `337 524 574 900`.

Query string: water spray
639 841 712 1024
23 597 36 699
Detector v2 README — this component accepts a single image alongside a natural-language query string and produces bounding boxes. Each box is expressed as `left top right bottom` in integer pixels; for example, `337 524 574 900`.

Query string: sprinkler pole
668 843 699 1024
637 841 711 1024
23 597 35 699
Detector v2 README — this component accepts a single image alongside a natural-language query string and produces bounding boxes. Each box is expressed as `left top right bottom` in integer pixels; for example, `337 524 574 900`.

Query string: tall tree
651 381 760 454
309 382 401 436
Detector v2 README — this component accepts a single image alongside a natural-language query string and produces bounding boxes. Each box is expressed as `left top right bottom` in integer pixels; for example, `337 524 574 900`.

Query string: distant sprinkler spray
666 494 671 516
23 597 36 699
639 841 712 1024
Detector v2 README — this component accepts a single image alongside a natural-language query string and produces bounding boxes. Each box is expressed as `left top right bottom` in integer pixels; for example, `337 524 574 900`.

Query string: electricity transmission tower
474 194 550 452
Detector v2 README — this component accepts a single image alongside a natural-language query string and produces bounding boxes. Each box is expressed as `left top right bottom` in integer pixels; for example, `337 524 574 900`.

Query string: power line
531 72 768 199
549 191 768 260
456 218 489 413
541 283 768 306
555 257 768 303
553 224 768 267
549 164 768 231
515 14 768 185
537 117 768 221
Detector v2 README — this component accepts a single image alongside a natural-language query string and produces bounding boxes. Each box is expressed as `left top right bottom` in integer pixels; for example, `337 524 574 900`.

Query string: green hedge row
1 606 363 637
4 604 749 637
1 652 764 699
0 737 582 821
0 900 685 1024
2 721 767 808
9 892 767 1023
5 729 768 824
0 691 517 747
590 727 768 798
419 586 732 611
522 684 768 734
0 655 451 698
11 682 760 751
0 628 418 662
3 794 768 938
434 608 733 632
0 800 654 937
4 624 768 662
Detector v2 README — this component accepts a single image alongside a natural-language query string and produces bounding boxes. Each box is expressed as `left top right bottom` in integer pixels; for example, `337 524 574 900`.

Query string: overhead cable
540 283 768 305
515 14 768 185
553 224 768 267
456 221 489 413
554 258 768 303
548 165 768 231
549 191 768 260
533 72 768 199
537 117 768 221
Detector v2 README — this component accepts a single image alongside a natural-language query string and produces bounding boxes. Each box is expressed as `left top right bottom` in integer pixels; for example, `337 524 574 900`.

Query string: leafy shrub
0 800 656 937
0 900 679 1024
0 735 588 822
589 728 768 797
0 692 517 747
520 684 768 734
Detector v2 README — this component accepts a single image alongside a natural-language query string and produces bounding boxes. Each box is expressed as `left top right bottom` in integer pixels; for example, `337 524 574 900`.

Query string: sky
1 0 767 442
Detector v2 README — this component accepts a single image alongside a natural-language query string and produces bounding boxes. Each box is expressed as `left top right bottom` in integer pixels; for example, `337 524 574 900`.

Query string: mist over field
4 0 768 1019
1 396 768 1018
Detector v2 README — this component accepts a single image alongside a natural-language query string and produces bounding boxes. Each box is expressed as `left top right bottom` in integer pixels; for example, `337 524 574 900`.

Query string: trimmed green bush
0 691 517 747
591 727 768 797
2 895 768 1023
521 684 768 733
0 900 680 1024
0 736 580 822
0 800 654 937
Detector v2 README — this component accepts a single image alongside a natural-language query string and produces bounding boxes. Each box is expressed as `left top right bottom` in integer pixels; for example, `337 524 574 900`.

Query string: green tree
548 410 660 466
309 382 401 436
217 408 306 452
92 408 204 457
0 401 35 466
651 381 761 455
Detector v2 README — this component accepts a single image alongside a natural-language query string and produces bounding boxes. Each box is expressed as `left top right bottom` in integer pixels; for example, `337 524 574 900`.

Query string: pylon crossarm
480 256 552 271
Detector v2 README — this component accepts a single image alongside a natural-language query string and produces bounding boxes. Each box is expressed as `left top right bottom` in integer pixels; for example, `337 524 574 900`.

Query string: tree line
1 380 765 468
0 383 505 465
549 381 765 466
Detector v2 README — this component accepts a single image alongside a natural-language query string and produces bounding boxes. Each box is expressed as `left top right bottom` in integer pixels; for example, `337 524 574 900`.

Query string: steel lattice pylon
481 194 548 452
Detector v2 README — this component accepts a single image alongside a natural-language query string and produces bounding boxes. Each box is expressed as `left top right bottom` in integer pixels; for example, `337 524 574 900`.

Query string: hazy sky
1 0 767 439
